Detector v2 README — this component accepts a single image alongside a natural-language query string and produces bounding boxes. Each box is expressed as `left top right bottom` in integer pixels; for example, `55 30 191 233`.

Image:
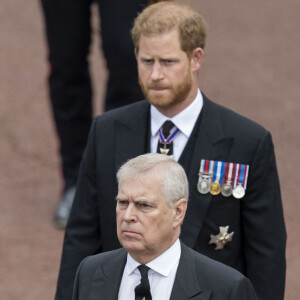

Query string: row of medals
197 172 245 199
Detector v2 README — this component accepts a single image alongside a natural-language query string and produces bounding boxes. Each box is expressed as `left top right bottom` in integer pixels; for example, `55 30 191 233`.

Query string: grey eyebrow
116 196 127 202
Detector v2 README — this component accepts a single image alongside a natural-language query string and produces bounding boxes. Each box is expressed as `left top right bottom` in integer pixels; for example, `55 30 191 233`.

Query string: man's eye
118 201 128 208
137 203 151 210
162 60 174 66
143 59 153 65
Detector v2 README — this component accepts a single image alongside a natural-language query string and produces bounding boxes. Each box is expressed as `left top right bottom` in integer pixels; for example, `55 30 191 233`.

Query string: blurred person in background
40 0 149 228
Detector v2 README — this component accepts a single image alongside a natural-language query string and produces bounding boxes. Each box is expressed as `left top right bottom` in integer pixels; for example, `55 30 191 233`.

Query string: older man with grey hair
116 153 189 208
72 153 257 300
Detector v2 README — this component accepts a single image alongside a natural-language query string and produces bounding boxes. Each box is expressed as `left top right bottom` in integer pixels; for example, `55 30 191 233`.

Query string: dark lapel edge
89 249 127 300
181 95 233 247
114 101 150 173
170 242 211 300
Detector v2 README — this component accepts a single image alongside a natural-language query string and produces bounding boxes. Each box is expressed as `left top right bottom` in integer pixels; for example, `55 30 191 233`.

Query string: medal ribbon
204 160 210 173
242 164 249 189
212 161 218 182
200 159 212 180
239 164 245 186
208 160 214 177
228 163 233 182
220 161 225 183
212 161 224 183
158 127 180 144
223 162 229 185
201 160 249 190
231 163 237 187
234 163 249 189
234 164 240 188
200 159 205 173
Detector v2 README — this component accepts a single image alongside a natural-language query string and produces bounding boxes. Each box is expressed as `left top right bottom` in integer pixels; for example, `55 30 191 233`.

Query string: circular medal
232 185 245 199
210 182 221 195
197 178 211 194
221 183 232 197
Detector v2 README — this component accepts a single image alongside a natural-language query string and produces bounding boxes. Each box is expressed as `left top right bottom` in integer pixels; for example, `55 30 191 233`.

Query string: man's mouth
148 84 169 91
150 87 167 91
122 230 140 237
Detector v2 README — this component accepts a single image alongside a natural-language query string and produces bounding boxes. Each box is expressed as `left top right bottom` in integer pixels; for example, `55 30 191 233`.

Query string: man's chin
147 95 172 108
121 240 144 252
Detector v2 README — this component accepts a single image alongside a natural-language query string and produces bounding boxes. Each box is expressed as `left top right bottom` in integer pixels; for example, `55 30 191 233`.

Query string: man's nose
150 62 163 81
123 203 137 222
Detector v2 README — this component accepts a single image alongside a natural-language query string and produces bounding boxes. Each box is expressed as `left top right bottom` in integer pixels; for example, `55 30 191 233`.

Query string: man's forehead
117 175 164 198
139 29 178 39
119 172 155 184
139 30 181 48
118 176 156 192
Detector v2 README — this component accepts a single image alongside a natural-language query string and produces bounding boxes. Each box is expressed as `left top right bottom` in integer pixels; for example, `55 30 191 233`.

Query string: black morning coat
72 242 258 300
56 94 286 300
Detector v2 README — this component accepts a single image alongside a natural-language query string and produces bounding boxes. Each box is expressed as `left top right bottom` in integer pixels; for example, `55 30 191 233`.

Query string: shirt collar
151 89 203 138
126 239 181 277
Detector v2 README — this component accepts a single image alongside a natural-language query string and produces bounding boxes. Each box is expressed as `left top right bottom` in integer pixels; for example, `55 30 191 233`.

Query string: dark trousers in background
40 0 146 190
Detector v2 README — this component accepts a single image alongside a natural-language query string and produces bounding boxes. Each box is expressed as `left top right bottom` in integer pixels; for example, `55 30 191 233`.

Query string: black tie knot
135 265 152 300
161 120 174 139
138 264 150 278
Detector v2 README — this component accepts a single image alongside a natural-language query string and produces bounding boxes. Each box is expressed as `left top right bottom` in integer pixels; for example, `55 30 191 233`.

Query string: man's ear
173 198 187 229
190 47 204 72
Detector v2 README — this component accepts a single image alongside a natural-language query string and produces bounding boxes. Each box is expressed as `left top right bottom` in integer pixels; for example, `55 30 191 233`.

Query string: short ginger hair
131 1 207 54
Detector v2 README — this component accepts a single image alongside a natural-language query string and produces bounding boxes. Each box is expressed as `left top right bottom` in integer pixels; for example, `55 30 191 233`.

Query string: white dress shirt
118 239 181 300
150 89 203 161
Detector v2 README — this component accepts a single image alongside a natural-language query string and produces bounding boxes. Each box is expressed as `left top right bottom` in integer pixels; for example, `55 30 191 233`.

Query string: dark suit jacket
72 242 257 300
56 95 286 300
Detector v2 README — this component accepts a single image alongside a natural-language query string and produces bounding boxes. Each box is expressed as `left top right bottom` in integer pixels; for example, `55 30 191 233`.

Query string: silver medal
197 178 211 194
197 160 213 195
232 184 245 199
221 182 232 197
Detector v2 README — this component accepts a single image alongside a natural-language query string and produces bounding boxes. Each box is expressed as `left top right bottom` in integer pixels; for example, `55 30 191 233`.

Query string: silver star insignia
209 226 234 250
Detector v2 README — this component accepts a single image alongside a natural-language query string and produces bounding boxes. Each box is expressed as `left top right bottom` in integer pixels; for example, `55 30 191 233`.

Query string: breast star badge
209 226 234 250
159 146 170 155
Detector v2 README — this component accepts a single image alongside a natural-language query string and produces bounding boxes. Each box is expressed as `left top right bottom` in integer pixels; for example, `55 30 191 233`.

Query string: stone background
0 0 299 299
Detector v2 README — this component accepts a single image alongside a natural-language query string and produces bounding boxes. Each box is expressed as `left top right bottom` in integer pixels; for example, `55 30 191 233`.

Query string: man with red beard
56 2 286 300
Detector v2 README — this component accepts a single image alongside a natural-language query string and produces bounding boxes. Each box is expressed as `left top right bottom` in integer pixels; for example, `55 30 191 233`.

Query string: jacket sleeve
242 130 286 300
71 257 87 300
55 119 102 300
229 276 258 300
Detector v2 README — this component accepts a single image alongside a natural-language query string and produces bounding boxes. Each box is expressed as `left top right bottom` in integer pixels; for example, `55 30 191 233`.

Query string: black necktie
157 120 176 156
135 265 152 300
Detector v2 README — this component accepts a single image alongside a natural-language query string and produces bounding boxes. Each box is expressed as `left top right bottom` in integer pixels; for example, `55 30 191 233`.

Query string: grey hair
116 153 189 207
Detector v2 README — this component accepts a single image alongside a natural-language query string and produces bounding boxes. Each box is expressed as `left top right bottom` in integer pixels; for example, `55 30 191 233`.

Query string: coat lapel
114 101 150 173
89 249 127 300
181 95 233 248
113 97 234 249
170 243 211 300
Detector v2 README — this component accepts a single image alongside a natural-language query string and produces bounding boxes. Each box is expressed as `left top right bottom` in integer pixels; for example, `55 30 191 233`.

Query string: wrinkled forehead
117 173 166 205
136 28 182 53
118 171 159 188
138 32 184 58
